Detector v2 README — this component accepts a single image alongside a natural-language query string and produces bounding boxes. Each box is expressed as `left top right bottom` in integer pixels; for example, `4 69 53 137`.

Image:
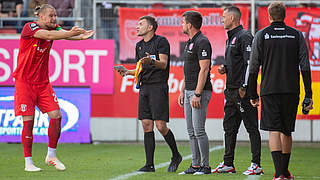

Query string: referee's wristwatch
150 59 156 65
240 84 247 91
194 93 201 97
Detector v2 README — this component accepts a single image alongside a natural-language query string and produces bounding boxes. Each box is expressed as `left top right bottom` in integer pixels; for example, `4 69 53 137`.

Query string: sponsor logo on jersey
36 47 47 53
29 23 39 31
274 27 285 30
270 35 295 39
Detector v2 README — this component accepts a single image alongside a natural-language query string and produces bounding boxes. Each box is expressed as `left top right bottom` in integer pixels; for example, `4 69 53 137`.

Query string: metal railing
0 17 84 28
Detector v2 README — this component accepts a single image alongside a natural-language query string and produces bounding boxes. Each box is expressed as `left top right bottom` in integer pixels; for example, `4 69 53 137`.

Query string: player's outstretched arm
65 30 95 40
33 26 85 40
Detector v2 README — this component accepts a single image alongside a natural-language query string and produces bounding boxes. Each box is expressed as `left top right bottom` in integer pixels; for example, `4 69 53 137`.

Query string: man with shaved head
212 6 263 175
13 4 94 172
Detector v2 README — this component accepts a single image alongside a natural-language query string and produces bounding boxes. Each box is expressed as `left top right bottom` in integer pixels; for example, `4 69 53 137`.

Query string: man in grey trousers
178 11 213 175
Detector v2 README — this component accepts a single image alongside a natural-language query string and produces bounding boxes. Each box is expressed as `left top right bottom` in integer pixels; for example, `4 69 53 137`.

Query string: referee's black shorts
261 93 299 136
138 83 169 122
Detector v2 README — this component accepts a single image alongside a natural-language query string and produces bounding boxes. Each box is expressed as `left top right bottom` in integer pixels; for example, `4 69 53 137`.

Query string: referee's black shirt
136 35 170 84
183 31 212 91
248 21 312 99
225 25 253 89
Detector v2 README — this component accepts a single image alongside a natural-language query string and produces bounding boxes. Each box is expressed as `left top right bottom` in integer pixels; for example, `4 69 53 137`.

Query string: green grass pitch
0 142 319 180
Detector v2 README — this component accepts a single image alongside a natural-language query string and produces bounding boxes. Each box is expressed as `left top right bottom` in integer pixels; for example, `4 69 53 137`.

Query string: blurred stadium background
0 1 320 178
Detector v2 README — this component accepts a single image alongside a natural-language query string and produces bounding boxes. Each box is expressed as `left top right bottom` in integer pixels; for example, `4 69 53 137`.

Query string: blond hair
34 4 55 17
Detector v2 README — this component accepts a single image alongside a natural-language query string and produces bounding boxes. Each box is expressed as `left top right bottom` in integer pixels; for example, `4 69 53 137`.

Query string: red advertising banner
92 65 320 119
92 65 226 118
258 7 320 70
0 39 114 94
119 7 250 64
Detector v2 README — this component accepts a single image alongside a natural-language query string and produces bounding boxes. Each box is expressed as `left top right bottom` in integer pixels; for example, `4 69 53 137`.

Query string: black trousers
223 89 261 166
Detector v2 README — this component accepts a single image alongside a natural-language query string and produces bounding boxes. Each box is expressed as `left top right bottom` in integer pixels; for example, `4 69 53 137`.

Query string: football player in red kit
13 4 94 172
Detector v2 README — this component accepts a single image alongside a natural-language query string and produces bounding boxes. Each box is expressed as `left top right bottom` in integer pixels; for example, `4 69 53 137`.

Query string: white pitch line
244 175 320 179
244 175 262 180
296 176 320 179
109 145 224 180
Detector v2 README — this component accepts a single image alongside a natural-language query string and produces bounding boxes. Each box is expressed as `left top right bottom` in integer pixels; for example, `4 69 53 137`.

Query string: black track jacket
247 22 312 99
225 25 253 89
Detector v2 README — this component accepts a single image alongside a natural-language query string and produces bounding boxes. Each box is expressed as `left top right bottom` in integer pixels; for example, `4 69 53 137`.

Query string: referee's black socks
271 151 282 177
144 131 155 166
163 129 180 158
281 153 291 177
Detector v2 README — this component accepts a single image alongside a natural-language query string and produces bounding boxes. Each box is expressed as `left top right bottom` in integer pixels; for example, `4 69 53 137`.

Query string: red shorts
14 81 60 116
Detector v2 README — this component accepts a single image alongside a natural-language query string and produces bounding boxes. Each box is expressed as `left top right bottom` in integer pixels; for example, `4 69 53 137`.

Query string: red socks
22 118 61 157
48 118 61 149
22 120 34 157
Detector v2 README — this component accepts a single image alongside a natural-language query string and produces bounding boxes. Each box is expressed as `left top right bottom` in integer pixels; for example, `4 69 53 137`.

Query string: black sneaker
194 166 211 175
137 164 155 172
167 154 182 172
179 164 201 175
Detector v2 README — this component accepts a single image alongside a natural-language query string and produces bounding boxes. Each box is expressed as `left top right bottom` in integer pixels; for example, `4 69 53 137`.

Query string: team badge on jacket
231 37 237 44
189 43 194 50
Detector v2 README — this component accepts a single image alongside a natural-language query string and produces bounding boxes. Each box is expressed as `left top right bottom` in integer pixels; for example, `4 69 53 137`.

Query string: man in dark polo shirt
212 6 263 176
248 1 313 179
178 11 212 175
115 15 182 173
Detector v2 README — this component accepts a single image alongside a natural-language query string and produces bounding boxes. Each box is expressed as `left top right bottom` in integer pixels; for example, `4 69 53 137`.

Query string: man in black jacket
247 2 313 180
212 6 263 176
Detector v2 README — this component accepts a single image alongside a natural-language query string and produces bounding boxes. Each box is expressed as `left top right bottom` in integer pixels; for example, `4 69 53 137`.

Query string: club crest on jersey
246 45 251 52
29 23 39 31
21 104 27 112
189 43 194 50
231 37 237 44
265 33 270 39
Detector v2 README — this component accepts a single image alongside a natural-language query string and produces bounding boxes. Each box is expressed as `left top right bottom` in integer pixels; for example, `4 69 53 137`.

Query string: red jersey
13 22 59 84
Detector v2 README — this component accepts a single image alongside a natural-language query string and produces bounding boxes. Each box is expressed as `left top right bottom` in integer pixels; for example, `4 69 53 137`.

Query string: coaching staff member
212 6 263 175
178 11 212 175
115 15 182 172
247 1 313 179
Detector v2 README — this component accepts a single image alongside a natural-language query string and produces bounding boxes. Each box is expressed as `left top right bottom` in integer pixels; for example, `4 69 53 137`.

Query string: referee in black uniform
212 6 263 175
247 2 313 179
115 16 182 172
